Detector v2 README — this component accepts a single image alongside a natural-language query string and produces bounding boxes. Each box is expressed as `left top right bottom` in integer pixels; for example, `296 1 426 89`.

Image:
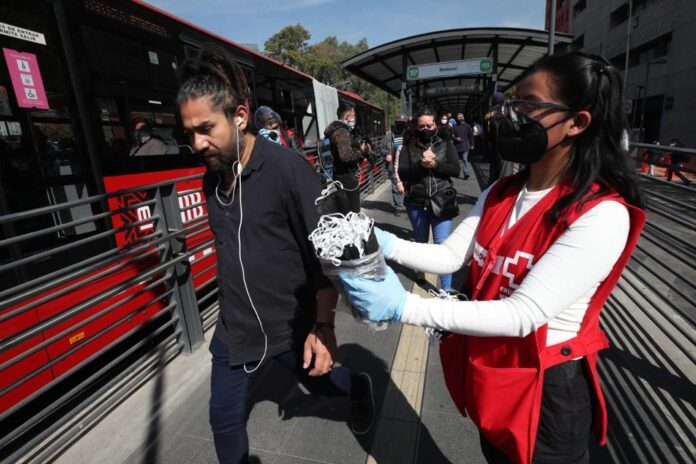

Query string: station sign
425 85 483 97
407 57 494 81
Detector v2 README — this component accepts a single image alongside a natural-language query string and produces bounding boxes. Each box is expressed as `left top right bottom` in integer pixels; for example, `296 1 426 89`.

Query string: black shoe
394 208 402 217
350 372 374 435
464 174 470 180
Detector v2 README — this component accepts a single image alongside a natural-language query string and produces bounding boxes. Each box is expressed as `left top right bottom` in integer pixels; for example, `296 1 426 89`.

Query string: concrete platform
53 174 486 464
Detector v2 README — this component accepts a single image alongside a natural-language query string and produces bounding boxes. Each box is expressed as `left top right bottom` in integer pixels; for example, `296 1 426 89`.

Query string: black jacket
398 136 460 209
324 120 363 175
203 136 329 365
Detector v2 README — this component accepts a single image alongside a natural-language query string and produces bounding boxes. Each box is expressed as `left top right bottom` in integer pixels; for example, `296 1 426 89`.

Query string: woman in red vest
340 52 646 464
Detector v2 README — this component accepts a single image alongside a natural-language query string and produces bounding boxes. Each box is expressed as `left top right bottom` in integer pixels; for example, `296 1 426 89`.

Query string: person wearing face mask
437 113 454 143
254 105 303 153
338 52 647 464
324 101 366 212
453 112 474 180
397 107 460 291
129 118 167 156
254 105 284 145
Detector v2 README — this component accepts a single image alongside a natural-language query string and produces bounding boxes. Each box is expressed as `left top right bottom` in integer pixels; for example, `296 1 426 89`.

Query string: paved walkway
54 175 486 464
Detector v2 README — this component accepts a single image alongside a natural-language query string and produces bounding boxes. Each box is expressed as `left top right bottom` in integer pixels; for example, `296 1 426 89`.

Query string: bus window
0 0 102 286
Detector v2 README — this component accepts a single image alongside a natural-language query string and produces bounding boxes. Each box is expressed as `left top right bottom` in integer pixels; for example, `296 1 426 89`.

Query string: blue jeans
458 150 469 176
406 206 453 290
391 182 404 209
209 335 352 463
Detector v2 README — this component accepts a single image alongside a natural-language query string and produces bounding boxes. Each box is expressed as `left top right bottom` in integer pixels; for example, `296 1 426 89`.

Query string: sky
145 0 547 51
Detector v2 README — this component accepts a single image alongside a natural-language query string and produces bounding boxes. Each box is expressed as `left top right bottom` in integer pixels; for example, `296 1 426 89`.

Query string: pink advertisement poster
2 48 49 110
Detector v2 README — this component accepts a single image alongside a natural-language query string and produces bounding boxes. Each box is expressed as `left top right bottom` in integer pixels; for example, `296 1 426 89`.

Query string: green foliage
264 25 400 124
264 24 311 69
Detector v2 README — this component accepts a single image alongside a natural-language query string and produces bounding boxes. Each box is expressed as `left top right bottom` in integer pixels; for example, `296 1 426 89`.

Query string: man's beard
203 135 243 173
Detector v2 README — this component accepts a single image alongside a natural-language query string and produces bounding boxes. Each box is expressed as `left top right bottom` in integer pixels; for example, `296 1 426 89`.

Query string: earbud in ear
235 117 243 127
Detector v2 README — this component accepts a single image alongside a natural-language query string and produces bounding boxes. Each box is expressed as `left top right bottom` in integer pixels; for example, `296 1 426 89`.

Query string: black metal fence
0 140 389 462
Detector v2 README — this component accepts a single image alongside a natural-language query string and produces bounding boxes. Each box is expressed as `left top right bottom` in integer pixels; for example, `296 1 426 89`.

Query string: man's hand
385 154 393 163
397 181 405 194
303 323 337 377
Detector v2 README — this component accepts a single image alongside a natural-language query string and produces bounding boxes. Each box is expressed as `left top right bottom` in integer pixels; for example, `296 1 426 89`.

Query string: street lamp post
548 0 557 55
639 57 667 142
633 85 644 129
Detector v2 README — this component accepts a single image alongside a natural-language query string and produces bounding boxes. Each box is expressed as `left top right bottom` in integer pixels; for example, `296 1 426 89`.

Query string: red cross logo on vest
501 251 535 290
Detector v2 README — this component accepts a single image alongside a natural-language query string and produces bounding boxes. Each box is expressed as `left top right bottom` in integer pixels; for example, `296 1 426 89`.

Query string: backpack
316 138 334 184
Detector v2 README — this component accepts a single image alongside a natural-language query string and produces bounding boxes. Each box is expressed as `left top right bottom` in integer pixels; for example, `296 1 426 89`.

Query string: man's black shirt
202 136 330 366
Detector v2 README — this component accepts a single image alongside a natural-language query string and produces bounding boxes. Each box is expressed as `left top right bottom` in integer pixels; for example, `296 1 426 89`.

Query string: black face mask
488 112 547 164
417 128 437 144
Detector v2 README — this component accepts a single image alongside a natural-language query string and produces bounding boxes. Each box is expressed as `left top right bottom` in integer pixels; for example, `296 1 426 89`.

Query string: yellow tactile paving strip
366 272 437 464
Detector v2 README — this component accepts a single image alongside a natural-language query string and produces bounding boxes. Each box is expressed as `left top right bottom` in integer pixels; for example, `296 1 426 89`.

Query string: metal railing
0 175 209 462
596 142 695 463
458 143 695 462
0 138 390 462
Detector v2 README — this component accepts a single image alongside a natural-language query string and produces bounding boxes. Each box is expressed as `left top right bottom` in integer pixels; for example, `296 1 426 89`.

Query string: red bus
0 0 384 459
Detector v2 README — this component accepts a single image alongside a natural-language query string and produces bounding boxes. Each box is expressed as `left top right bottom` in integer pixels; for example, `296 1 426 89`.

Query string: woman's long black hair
520 52 645 221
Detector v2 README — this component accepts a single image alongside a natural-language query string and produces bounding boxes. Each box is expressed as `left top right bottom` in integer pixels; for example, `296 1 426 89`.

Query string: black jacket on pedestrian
398 135 459 213
203 136 330 365
452 121 474 153
324 120 363 175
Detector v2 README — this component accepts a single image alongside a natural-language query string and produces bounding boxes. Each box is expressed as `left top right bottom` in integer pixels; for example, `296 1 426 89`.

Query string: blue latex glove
373 226 395 258
339 266 407 322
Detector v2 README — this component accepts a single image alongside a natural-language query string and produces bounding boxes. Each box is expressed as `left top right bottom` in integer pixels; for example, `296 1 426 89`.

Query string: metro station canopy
343 28 571 116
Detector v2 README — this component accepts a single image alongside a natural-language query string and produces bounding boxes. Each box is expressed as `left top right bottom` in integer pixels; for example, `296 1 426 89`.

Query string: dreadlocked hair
519 51 645 223
177 43 251 120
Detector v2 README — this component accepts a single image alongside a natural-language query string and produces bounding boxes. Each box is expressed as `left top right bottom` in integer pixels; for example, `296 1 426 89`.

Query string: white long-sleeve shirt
388 182 630 346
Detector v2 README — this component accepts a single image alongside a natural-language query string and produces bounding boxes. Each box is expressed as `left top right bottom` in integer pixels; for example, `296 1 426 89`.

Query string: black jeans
479 360 593 464
209 335 352 464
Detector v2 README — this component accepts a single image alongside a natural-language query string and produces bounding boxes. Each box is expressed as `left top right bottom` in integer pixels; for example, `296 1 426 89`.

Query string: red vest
439 175 645 464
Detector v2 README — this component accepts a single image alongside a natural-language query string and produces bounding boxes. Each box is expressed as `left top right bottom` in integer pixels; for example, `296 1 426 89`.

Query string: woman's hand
421 148 436 168
339 266 407 322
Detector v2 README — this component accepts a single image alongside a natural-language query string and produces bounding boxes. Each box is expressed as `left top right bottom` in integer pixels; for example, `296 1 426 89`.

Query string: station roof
343 28 572 114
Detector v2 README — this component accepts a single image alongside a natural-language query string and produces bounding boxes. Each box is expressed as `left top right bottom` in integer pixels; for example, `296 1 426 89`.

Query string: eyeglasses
500 99 572 121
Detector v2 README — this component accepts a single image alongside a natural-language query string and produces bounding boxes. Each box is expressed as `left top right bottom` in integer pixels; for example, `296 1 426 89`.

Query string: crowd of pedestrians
168 44 696 464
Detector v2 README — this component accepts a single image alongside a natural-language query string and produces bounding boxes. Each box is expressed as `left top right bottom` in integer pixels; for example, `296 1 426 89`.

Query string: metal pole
639 62 650 143
633 85 644 128
623 0 633 95
548 0 557 55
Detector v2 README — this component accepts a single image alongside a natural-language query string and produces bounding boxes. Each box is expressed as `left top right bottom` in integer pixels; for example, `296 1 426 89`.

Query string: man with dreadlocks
177 44 374 463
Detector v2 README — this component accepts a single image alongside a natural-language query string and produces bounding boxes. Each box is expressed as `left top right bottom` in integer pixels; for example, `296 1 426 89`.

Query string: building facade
564 0 696 146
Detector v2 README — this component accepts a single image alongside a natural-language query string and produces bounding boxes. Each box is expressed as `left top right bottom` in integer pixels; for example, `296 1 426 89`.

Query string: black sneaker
350 372 374 435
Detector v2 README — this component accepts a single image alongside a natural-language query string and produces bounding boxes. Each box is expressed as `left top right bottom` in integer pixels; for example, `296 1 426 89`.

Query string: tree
264 25 400 127
264 24 311 69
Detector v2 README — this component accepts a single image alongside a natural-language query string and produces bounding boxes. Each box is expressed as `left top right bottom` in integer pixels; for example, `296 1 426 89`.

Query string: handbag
429 181 459 219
